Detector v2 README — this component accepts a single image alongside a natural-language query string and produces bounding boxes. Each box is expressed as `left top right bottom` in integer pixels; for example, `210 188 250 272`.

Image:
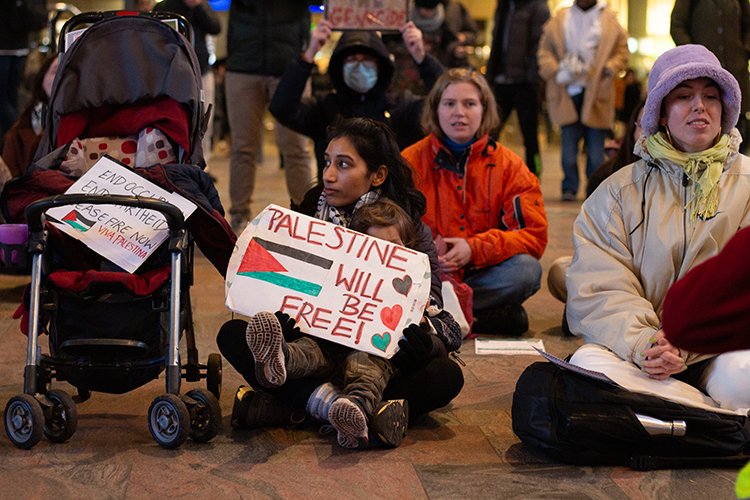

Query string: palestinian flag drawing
237 237 333 297
61 210 96 232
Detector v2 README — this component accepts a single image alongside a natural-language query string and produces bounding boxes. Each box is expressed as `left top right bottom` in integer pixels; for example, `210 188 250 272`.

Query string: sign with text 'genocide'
325 0 408 31
45 156 197 273
225 205 430 358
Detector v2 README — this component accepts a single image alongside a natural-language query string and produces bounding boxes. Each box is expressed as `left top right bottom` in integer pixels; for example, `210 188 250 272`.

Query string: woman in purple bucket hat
563 44 750 413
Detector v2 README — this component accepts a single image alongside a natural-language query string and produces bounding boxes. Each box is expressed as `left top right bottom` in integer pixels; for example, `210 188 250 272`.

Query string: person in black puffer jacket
269 19 444 182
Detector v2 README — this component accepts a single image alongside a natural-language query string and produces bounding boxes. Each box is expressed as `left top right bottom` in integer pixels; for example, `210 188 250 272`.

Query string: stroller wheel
148 394 190 449
44 389 78 443
206 353 222 400
185 389 222 443
4 394 44 449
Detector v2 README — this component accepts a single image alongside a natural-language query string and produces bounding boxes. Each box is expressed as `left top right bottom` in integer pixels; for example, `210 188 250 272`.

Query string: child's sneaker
231 385 306 429
328 398 369 449
245 311 287 388
370 399 409 448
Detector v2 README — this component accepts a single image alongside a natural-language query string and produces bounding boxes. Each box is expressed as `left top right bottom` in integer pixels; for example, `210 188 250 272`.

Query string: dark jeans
560 91 608 195
217 319 464 422
0 55 26 134
494 82 542 175
464 254 542 313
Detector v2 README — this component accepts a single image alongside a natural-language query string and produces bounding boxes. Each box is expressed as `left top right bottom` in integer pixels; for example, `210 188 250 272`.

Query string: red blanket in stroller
2 164 236 276
4 163 235 335
3 13 236 336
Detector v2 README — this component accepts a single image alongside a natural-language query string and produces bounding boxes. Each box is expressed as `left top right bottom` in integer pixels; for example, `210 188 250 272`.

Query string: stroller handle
25 194 185 234
59 11 193 52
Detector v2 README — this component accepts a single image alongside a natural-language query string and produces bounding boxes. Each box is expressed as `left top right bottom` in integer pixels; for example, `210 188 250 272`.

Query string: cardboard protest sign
325 0 408 31
45 156 197 273
225 204 431 358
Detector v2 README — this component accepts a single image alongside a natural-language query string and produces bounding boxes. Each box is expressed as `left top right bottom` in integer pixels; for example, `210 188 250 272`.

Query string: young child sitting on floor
245 198 461 449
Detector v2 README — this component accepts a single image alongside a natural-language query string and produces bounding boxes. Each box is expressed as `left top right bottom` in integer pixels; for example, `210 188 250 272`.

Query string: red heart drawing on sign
380 305 403 331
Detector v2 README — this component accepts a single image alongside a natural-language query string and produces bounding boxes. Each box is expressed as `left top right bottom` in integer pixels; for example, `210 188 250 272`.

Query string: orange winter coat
402 133 548 272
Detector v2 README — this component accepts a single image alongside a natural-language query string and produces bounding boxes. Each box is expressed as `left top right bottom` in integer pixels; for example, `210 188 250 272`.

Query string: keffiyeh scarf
314 189 380 227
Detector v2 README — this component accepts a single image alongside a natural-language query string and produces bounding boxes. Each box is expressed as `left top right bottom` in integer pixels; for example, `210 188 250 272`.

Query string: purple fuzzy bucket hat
641 44 741 136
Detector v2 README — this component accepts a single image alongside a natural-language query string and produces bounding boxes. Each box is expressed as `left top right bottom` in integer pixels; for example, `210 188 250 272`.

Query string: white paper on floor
474 338 545 355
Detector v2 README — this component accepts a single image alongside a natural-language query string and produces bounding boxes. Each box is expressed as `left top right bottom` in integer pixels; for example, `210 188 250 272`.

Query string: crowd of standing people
3 0 750 473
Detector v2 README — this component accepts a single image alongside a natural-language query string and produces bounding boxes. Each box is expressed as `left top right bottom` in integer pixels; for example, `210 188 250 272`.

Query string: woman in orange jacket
402 68 548 335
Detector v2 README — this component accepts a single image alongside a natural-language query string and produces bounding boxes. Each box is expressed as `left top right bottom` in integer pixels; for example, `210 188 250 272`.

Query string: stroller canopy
37 14 206 166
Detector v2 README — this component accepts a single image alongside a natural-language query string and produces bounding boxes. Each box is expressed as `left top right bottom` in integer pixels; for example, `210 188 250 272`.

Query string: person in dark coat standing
485 0 550 176
0 0 48 139
671 0 750 153
269 20 443 181
224 0 313 233
154 0 220 166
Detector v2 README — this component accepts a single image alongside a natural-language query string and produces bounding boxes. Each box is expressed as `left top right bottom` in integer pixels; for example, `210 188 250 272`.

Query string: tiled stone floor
0 127 741 498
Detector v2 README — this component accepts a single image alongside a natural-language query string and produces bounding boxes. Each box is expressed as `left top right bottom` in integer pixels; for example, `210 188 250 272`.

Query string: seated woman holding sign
217 118 463 448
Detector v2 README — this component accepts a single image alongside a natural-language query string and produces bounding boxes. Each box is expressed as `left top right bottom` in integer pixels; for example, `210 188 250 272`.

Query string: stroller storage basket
48 285 168 393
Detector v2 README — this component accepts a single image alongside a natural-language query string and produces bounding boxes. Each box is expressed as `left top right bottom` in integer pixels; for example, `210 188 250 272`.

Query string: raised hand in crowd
302 19 333 63
400 21 426 64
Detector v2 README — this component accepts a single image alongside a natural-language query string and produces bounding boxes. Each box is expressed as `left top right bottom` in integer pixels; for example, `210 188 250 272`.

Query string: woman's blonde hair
420 67 500 140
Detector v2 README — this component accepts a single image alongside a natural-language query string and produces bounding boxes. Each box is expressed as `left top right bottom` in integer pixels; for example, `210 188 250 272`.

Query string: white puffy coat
567 130 750 367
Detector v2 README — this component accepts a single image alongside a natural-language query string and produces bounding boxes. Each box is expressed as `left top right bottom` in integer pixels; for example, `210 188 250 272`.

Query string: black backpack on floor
512 361 750 470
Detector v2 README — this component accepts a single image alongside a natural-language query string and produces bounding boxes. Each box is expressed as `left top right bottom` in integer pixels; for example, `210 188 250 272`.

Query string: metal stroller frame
4 10 225 450
4 194 222 449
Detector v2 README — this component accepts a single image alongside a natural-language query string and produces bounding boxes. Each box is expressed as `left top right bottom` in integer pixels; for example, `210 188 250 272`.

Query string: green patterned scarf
645 131 730 221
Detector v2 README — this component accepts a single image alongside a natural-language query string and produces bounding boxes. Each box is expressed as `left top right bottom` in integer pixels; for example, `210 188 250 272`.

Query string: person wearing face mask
269 20 444 181
342 55 378 94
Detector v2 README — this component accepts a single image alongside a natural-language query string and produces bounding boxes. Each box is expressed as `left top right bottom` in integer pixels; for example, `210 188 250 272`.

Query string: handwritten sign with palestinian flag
225 204 431 358
45 156 197 273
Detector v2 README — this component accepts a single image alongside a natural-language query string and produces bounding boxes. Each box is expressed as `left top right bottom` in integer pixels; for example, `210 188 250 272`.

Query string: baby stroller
2 11 236 449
